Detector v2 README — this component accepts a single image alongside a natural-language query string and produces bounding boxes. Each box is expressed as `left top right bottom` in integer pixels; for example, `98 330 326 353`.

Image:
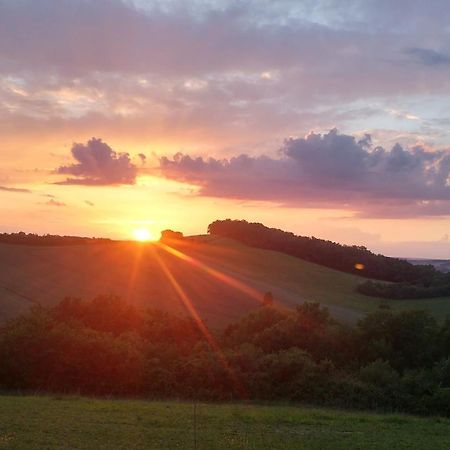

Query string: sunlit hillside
1 236 449 326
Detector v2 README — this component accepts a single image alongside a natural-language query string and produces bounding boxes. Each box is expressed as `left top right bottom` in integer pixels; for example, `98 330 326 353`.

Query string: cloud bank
57 138 138 185
159 129 450 218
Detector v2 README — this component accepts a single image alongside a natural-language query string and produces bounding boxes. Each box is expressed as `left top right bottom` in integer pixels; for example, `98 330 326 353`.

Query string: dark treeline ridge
208 219 449 299
1 295 449 416
0 232 112 246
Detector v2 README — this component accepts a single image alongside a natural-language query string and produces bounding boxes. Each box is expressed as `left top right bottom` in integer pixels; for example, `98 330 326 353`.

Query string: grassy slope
1 395 449 449
0 237 449 326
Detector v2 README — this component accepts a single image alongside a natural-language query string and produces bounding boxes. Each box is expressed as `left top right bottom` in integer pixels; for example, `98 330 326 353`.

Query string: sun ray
157 241 264 304
124 242 147 303
152 245 247 398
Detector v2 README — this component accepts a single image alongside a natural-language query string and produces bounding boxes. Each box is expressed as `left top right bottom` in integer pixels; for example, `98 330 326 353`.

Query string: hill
1 395 450 449
208 220 438 283
1 236 449 326
409 259 450 273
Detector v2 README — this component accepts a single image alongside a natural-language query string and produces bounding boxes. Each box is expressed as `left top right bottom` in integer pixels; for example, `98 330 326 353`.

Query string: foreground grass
0 395 449 449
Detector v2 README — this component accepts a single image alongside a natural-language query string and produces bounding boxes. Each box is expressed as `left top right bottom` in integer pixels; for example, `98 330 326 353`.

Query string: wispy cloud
0 185 32 193
45 198 66 207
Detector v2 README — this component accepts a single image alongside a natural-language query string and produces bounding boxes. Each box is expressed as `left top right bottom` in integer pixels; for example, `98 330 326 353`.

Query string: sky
0 0 449 257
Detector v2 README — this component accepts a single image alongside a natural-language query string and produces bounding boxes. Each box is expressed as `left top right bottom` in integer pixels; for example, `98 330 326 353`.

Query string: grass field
0 395 449 449
1 237 449 326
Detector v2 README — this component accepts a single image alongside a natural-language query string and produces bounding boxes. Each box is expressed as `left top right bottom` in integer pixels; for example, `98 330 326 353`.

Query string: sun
132 228 154 242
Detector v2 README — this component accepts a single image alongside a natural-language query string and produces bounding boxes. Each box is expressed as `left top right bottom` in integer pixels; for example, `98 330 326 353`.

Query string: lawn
0 395 449 449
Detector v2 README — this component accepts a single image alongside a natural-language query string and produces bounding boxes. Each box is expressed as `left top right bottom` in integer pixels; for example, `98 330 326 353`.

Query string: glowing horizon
0 0 449 258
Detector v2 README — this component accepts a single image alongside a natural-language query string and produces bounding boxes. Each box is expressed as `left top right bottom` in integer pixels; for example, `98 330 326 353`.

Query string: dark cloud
407 48 450 66
0 185 32 193
85 200 95 206
56 138 138 185
159 129 450 218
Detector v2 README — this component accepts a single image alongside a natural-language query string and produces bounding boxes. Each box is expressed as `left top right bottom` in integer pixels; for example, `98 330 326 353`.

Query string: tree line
208 219 449 299
358 278 450 299
0 232 112 246
1 295 449 416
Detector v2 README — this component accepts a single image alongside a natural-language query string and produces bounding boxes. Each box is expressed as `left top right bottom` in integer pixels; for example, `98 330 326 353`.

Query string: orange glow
157 241 264 303
132 228 154 242
354 263 365 270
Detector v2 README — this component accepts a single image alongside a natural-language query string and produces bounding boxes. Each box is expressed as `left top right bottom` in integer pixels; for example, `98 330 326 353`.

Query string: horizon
1 223 449 261
1 0 449 258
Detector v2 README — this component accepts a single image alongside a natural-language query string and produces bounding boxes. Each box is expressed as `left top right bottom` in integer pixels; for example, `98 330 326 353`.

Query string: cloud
56 138 138 185
3 0 450 196
159 129 450 218
0 185 32 193
407 48 450 66
45 198 66 207
0 0 325 76
3 0 450 152
85 200 95 206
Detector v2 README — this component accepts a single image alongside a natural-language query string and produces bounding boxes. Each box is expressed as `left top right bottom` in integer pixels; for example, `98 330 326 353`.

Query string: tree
160 229 184 242
263 291 274 306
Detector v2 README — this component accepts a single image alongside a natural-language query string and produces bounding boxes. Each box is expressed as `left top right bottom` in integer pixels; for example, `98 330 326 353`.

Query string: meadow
1 395 450 449
1 236 449 326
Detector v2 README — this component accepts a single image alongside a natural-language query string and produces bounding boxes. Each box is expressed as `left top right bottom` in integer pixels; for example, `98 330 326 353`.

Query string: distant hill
208 220 450 300
1 236 449 326
409 259 450 273
208 220 437 283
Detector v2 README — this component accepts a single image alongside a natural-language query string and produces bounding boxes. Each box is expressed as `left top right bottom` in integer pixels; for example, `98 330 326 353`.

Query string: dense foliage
0 232 111 246
160 230 184 241
208 219 449 298
1 296 449 416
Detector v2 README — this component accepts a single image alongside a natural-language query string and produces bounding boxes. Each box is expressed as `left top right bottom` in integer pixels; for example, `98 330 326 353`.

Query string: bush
1 296 449 416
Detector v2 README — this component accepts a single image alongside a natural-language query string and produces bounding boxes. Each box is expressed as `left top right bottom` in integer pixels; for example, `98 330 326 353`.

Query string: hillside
2 395 450 449
208 220 439 283
1 236 449 326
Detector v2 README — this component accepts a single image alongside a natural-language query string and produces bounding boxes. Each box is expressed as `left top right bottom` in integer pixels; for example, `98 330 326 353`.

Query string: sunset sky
1 0 449 257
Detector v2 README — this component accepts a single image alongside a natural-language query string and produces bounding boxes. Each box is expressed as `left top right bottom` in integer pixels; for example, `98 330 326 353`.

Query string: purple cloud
56 138 138 185
2 0 450 151
159 129 450 218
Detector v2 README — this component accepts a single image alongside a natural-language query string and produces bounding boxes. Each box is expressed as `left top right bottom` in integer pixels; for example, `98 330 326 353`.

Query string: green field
0 395 449 449
1 237 449 326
